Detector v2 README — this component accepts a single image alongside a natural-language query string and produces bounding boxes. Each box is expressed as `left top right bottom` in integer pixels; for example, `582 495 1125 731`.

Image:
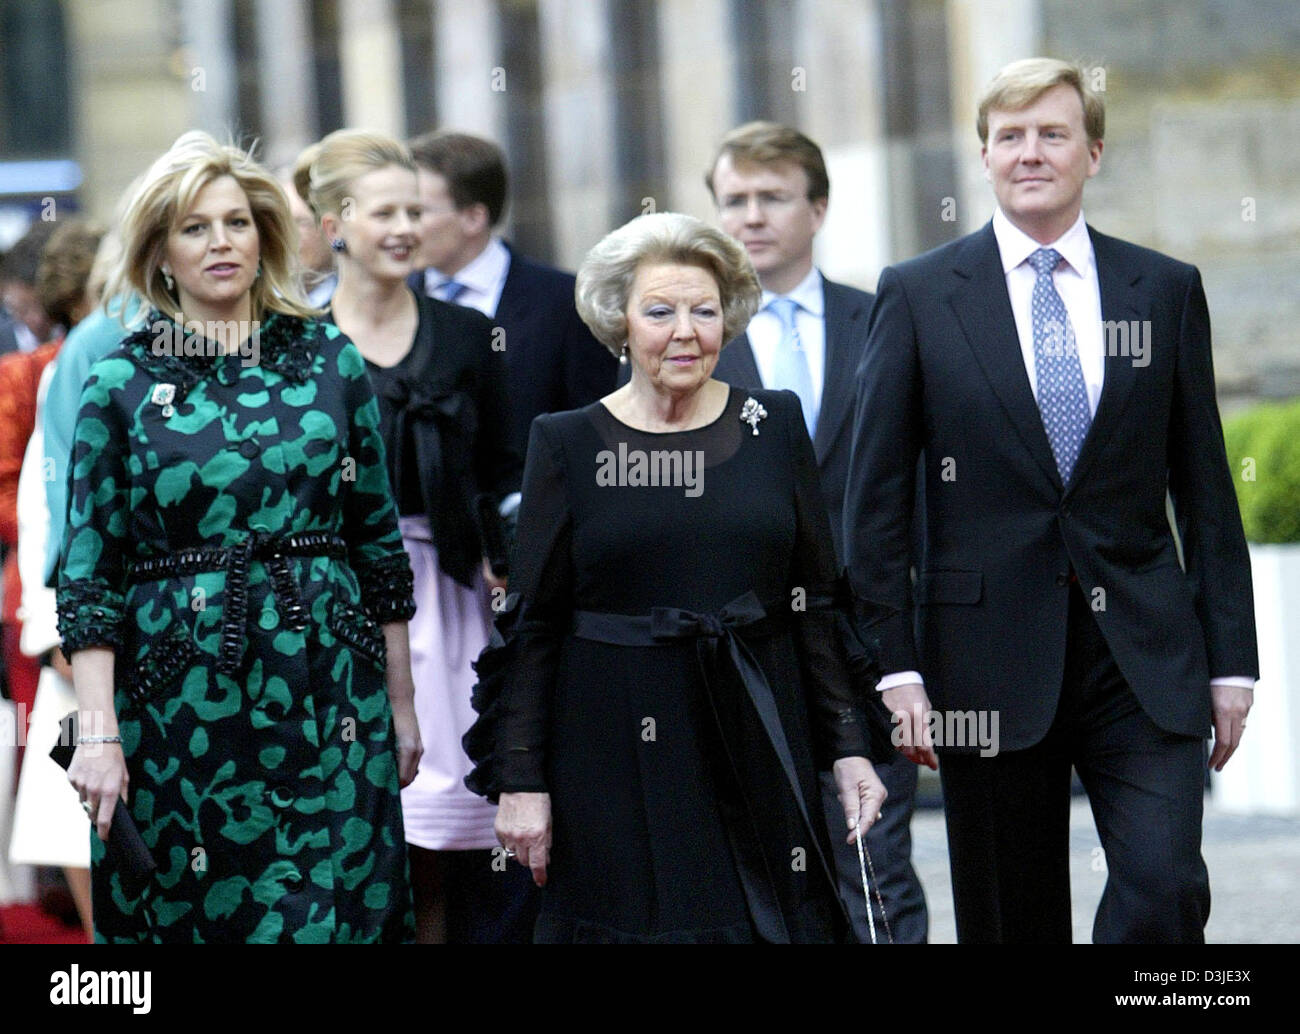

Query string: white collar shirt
422 236 512 318
744 266 826 414
992 207 1104 417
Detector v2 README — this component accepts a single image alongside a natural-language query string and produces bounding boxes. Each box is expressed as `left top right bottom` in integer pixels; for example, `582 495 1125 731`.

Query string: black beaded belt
127 532 349 676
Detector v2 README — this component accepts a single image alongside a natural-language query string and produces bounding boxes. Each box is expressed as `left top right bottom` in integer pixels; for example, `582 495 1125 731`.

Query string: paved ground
908 792 1300 943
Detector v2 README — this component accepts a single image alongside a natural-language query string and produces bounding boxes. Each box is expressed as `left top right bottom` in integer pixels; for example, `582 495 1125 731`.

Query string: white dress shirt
992 208 1105 416
422 236 511 318
747 266 826 416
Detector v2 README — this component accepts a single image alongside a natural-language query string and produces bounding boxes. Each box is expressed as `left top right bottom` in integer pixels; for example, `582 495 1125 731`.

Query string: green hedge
1223 398 1300 544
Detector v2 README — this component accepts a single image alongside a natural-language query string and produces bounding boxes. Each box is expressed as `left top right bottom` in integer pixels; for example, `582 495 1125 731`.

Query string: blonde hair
576 212 761 356
105 131 314 324
706 121 830 203
298 129 415 222
977 58 1105 144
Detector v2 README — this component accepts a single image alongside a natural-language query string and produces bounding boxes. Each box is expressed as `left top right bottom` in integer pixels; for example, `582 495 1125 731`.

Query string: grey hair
575 212 761 356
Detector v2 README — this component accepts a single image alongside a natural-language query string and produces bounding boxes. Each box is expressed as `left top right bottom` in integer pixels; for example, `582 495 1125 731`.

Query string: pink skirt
398 515 499 850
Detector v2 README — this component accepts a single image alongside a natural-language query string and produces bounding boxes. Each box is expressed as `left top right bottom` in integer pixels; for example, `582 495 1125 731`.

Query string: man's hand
1208 683 1252 772
882 682 938 770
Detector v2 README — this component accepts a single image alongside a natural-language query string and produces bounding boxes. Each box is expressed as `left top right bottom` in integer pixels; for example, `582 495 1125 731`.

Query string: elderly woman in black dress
466 212 890 943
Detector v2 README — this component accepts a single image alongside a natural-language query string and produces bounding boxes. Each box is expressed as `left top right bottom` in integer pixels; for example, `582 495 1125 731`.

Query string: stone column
176 0 238 138
792 0 890 289
64 0 194 220
434 0 504 139
536 0 617 268
256 0 318 169
946 0 1043 231
339 0 405 136
655 0 735 222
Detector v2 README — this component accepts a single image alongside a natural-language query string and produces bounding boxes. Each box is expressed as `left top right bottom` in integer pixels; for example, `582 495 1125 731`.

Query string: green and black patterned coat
56 312 417 943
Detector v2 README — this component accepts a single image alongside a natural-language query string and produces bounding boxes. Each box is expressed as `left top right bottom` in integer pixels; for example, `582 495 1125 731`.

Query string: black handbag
50 711 158 896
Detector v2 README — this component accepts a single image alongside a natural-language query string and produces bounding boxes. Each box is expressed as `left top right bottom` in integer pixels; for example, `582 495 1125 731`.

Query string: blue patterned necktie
440 279 467 304
1029 248 1091 485
768 296 817 437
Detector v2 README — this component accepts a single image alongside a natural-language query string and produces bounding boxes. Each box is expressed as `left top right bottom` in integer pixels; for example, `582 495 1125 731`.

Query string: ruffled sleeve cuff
462 593 549 802
56 580 126 654
356 551 417 624
807 575 897 764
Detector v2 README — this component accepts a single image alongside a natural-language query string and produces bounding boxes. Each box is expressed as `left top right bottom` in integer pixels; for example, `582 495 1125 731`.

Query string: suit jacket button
1055 573 1070 586
238 439 260 459
284 871 304 892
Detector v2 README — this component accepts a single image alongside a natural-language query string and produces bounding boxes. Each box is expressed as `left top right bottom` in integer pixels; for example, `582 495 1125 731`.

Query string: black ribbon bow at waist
381 377 482 587
127 531 348 676
572 591 849 943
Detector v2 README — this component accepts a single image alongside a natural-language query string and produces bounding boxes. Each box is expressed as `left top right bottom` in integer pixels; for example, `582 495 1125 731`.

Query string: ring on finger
504 848 517 858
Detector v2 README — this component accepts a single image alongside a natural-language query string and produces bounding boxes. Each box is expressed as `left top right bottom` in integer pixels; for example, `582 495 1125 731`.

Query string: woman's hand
832 756 888 844
482 557 507 596
496 791 551 888
381 621 423 787
67 647 124 842
68 740 129 843
389 701 423 788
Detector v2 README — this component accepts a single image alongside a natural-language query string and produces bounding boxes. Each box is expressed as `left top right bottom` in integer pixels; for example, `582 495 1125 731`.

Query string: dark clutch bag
50 711 158 896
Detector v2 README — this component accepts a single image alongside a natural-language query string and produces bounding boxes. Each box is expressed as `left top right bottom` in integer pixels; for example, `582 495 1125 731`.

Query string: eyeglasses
717 193 808 214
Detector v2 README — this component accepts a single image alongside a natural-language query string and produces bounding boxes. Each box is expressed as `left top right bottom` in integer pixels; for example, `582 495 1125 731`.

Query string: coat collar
720 278 869 465
121 310 322 393
815 279 870 462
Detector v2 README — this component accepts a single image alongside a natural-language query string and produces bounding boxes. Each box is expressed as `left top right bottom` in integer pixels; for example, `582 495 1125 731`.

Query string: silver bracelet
77 735 122 744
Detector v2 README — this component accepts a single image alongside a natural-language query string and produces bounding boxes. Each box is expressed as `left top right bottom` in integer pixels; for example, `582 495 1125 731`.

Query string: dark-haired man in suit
708 121 929 944
844 58 1257 942
407 131 616 460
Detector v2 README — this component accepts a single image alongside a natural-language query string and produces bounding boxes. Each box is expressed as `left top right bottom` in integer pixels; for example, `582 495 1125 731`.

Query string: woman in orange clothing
0 222 102 731
0 221 101 935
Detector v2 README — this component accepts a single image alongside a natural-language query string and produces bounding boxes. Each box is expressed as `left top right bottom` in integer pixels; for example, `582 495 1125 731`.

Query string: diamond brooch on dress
739 396 768 436
151 383 176 418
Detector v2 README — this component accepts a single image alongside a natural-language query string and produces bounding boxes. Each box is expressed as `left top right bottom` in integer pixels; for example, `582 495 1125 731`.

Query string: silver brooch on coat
739 396 768 436
151 383 176 418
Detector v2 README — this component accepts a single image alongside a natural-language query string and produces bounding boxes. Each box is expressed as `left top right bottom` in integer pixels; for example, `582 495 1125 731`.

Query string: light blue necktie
1029 248 1091 485
440 279 467 304
768 296 817 437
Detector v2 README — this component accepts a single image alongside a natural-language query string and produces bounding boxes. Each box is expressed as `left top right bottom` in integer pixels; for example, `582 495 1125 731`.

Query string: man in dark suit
843 58 1258 943
706 121 929 944
407 131 616 459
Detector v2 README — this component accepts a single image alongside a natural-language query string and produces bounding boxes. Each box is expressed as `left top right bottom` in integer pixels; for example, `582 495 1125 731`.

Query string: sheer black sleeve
783 393 894 766
464 414 573 800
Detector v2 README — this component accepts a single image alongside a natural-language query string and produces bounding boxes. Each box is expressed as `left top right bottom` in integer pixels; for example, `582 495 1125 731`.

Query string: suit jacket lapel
719 332 762 390
494 241 524 323
813 280 866 464
1065 227 1146 493
950 224 1062 491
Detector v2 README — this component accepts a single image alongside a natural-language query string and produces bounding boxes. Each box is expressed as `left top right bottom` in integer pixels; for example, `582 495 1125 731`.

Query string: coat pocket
121 626 202 711
328 599 388 673
917 570 983 605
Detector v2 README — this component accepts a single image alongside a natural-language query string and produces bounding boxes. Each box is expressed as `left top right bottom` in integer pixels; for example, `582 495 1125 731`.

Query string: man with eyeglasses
706 121 929 944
